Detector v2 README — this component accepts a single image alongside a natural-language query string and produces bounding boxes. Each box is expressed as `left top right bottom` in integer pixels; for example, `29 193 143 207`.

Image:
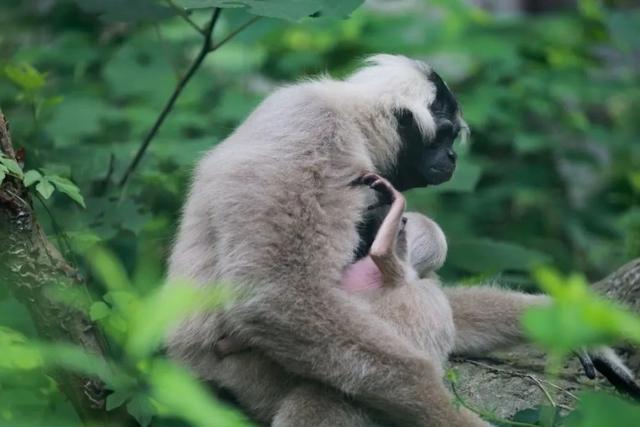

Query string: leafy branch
118 8 261 188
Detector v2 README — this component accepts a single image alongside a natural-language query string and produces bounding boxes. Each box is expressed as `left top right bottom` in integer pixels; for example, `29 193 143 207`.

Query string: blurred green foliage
0 0 639 425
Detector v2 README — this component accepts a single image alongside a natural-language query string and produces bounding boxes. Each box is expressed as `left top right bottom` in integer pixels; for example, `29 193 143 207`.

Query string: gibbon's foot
574 349 596 379
589 348 640 401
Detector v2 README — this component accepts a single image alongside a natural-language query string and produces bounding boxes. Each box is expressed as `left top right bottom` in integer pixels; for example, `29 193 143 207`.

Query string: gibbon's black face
390 71 463 192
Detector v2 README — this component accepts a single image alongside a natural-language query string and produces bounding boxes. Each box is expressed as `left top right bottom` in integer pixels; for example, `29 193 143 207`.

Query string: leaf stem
209 16 261 53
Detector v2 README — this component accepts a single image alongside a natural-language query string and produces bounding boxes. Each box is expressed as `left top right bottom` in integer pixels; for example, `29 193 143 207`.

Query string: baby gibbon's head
402 212 447 277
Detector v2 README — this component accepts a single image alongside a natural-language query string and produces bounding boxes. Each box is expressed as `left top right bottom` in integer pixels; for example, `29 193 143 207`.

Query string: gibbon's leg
445 286 640 399
444 286 548 355
219 287 489 427
272 384 380 427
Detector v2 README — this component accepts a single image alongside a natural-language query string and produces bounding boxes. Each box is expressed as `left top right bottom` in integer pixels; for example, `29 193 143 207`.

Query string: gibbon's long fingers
574 349 596 379
591 350 640 401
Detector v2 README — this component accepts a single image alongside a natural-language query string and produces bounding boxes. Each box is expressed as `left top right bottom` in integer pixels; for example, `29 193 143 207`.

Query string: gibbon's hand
574 349 596 379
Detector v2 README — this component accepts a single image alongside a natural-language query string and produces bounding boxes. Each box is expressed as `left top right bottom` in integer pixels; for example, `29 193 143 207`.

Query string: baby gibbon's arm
359 173 407 287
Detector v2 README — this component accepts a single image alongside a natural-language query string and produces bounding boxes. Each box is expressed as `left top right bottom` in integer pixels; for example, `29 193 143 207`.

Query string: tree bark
451 259 640 419
0 111 112 424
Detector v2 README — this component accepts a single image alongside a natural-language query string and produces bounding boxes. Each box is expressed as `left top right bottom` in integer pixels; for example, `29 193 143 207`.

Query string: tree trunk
0 111 112 424
452 259 640 419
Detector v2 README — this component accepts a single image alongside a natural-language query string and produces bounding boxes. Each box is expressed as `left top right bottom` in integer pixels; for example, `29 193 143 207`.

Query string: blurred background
0 0 639 425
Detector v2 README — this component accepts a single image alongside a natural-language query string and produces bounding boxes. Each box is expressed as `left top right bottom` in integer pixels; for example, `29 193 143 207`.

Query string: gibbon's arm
214 173 408 358
445 286 640 399
359 173 407 288
444 286 547 355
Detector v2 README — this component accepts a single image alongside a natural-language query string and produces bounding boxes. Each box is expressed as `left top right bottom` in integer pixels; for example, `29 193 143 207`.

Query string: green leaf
126 285 233 359
3 63 46 92
48 175 86 208
149 360 252 427
89 301 111 321
177 0 364 21
88 248 133 292
23 170 42 187
66 230 102 252
126 394 154 427
566 391 640 427
0 156 24 179
35 179 55 199
524 268 640 352
0 327 43 370
106 388 132 411
0 168 5 186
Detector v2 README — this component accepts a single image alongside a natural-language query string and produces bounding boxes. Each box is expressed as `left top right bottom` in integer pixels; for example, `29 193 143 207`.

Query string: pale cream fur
166 55 486 426
165 55 634 426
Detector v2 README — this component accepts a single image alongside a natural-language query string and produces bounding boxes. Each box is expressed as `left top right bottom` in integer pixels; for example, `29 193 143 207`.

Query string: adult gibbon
166 55 638 426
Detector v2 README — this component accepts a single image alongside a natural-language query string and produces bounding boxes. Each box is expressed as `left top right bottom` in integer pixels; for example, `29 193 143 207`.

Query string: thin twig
118 8 221 189
209 16 261 52
165 0 206 36
463 359 579 403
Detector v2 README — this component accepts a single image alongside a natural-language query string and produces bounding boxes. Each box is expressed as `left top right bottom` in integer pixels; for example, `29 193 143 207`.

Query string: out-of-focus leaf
149 360 252 427
126 394 154 427
523 268 640 354
47 175 86 208
89 302 111 321
74 0 175 23
3 64 45 92
88 248 133 292
0 327 42 371
66 230 102 252
566 391 640 427
126 283 233 358
106 388 132 411
177 0 364 21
